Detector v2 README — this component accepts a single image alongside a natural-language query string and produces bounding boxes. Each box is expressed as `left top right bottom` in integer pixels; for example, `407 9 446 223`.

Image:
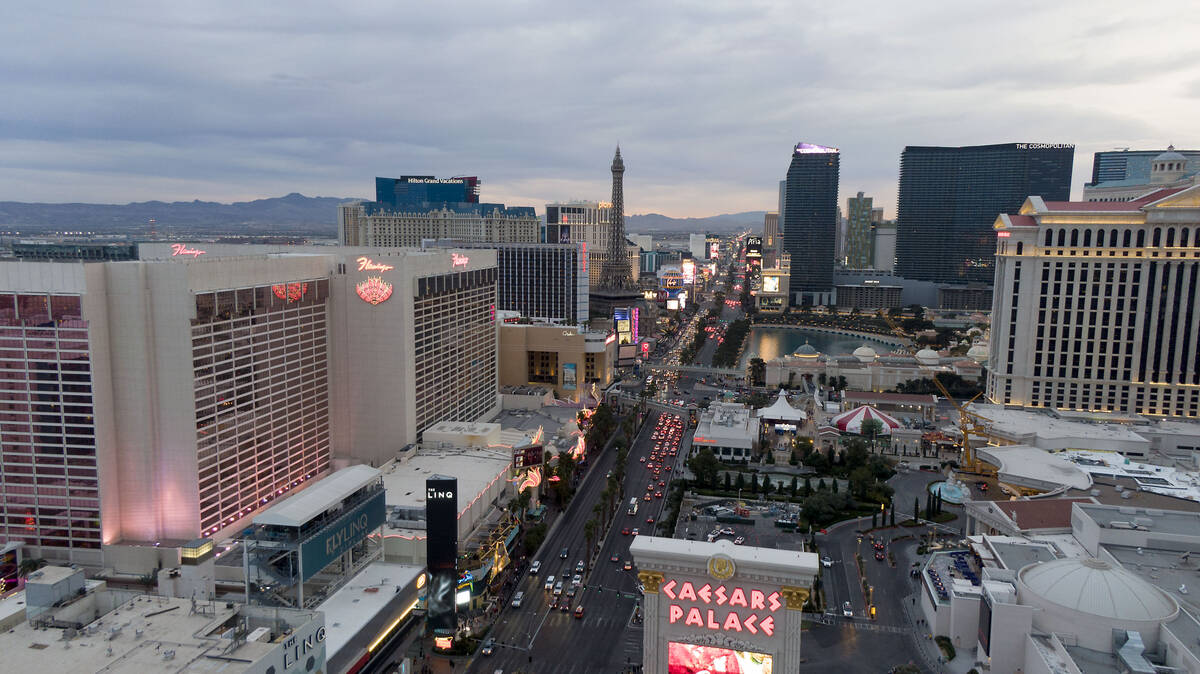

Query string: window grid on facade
192 279 331 534
0 293 99 553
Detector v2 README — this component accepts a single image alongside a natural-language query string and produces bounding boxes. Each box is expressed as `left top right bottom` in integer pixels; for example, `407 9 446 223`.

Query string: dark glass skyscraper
895 143 1073 284
782 142 839 304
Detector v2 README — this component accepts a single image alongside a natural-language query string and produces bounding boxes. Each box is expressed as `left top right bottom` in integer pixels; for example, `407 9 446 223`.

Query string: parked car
733 536 745 545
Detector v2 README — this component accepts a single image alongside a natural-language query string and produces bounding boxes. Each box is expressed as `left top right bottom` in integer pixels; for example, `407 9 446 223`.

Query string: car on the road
719 527 734 535
560 599 571 611
658 480 666 487
544 575 555 591
572 573 582 587
655 491 663 499
511 591 525 608
821 556 833 568
639 457 646 463
631 528 639 536
574 605 585 619
480 638 496 655
530 560 541 575
623 560 633 571
553 580 564 596
643 494 652 501
646 516 655 524
733 536 745 545
621 527 631 535
843 601 853 617
566 585 577 597
560 547 569 559
576 560 585 573
875 551 886 561
611 553 620 563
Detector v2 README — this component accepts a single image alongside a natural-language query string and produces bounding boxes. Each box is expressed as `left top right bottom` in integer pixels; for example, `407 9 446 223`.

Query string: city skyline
3 2 1198 217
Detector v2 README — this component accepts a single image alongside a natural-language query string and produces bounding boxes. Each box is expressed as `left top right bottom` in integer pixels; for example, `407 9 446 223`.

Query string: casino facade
630 536 818 674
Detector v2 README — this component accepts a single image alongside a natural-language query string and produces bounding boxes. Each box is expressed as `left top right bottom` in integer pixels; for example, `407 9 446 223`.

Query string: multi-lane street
471 409 691 673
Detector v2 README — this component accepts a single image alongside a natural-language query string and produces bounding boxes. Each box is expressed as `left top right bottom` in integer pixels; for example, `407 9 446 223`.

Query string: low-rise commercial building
691 402 759 464
499 318 615 401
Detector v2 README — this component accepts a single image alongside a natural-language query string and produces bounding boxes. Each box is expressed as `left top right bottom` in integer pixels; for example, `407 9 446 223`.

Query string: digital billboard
512 444 544 471
666 299 679 311
762 276 780 293
562 362 577 391
426 477 458 633
299 490 385 582
709 241 720 260
617 344 638 364
668 642 773 674
745 236 763 258
558 225 572 244
0 548 17 592
681 259 696 284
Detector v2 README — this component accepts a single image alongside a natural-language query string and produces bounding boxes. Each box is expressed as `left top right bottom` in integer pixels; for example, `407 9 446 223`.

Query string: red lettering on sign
729 588 747 607
662 579 677 600
685 608 703 627
678 582 697 602
750 590 765 610
715 586 728 605
768 592 782 612
760 615 775 637
723 612 742 632
669 605 684 623
697 583 712 604
706 609 720 629
744 613 758 635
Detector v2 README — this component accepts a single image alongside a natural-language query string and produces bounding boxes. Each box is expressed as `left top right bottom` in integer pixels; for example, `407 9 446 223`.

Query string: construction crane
880 312 1000 474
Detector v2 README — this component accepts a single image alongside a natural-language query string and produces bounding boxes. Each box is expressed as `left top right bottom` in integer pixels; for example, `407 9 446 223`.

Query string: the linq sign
300 490 386 581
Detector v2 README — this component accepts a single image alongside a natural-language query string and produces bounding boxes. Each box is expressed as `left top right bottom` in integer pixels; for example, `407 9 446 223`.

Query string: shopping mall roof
989 541 1059 570
993 498 1094 531
975 445 1093 491
969 404 1149 450
316 562 422 662
1064 451 1200 503
380 447 511 514
253 464 381 528
1076 503 1200 539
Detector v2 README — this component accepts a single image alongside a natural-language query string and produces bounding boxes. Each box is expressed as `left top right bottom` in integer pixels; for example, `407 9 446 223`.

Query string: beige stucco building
498 319 615 401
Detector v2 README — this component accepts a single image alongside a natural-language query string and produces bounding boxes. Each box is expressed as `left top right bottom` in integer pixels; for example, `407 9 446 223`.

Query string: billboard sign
426 477 459 633
709 241 720 260
558 224 572 243
762 276 780 293
745 236 763 258
299 490 385 582
668 642 773 674
513 444 544 471
681 259 696 284
562 362 577 391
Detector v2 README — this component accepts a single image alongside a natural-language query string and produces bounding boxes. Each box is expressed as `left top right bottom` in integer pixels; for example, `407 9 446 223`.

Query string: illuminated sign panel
356 277 394 305
512 445 544 471
356 256 394 272
299 490 385 582
681 259 696 284
451 253 470 267
170 244 206 258
762 276 780 293
661 578 781 636
562 362 577 391
426 477 458 633
667 642 772 674
709 242 720 260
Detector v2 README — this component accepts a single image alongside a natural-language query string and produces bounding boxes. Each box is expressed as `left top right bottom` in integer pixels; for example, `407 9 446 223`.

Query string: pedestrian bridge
645 364 743 377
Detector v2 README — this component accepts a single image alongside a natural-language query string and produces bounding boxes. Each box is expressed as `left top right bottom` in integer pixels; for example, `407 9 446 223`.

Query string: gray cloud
1 0 1197 217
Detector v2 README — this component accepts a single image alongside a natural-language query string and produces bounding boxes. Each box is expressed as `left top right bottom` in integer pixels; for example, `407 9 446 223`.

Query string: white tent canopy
757 389 807 422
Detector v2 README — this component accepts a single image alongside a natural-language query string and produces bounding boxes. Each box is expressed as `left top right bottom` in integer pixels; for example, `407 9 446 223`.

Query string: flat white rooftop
253 464 381 528
0 594 311 674
381 448 511 513
1064 450 1200 503
975 445 1093 490
970 404 1149 445
316 562 422 661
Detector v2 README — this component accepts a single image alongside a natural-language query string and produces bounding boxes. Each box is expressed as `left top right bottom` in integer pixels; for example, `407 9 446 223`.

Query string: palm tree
18 558 47 579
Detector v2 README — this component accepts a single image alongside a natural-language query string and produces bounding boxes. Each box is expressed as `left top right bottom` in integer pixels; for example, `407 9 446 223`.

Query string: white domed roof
1155 150 1186 162
915 348 940 365
1018 558 1177 623
852 345 877 362
793 343 819 358
966 343 989 364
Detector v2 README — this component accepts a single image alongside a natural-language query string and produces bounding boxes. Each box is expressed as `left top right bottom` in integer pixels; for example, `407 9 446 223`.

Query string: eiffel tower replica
590 146 644 322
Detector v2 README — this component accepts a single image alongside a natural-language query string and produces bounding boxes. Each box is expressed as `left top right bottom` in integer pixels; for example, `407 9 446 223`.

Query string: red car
621 527 630 535
646 516 655 524
655 491 664 499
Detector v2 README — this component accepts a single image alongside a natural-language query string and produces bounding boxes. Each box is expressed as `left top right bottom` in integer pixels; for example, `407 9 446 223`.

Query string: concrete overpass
643 363 744 377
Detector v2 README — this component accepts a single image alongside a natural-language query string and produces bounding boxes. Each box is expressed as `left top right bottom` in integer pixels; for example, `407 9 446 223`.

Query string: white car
553 581 564 596
530 560 541 575
821 556 833 568
511 591 525 608
843 601 853 617
571 574 582 587
544 575 555 591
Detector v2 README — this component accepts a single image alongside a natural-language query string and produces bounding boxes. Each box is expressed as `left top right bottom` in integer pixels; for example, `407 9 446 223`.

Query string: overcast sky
2 1 1198 218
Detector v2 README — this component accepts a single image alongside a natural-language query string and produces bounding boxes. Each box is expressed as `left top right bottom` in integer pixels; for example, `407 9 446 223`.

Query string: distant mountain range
0 193 358 235
627 211 766 233
0 192 764 236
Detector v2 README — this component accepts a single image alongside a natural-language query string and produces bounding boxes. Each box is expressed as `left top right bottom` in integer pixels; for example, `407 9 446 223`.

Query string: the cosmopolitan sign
299 490 385 581
661 579 782 637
